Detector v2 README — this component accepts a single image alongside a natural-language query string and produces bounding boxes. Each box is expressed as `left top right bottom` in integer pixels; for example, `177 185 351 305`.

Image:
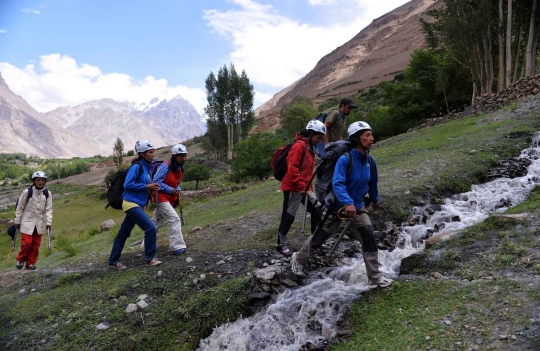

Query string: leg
108 212 136 265
276 191 302 250
16 231 34 265
348 212 383 282
142 207 164 250
26 228 42 267
128 207 158 262
159 202 186 251
295 216 341 266
305 191 322 235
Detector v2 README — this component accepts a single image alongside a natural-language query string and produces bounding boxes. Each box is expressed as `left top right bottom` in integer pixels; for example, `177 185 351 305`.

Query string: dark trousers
277 191 321 247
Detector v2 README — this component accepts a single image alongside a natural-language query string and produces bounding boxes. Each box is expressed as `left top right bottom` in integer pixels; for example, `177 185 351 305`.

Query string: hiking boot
368 276 394 289
291 252 304 276
108 262 127 270
15 261 24 270
146 258 162 267
276 245 293 257
26 265 36 271
170 248 185 256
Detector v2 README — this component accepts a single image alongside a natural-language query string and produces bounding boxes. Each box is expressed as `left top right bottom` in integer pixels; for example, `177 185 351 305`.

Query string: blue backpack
15 186 49 209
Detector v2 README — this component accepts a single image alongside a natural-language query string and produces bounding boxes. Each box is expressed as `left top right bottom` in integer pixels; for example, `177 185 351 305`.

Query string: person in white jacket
14 171 53 270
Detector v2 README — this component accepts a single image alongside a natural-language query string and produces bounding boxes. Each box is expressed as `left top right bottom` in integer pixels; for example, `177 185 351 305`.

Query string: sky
0 0 410 114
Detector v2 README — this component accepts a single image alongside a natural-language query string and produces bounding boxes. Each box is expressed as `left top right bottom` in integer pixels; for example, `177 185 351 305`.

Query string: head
134 140 155 163
171 144 188 165
304 119 326 145
339 98 358 116
31 171 47 189
347 121 373 152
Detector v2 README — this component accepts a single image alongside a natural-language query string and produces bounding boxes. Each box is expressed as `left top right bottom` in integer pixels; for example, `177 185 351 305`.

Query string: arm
153 163 175 194
14 190 28 226
323 111 338 145
45 192 53 229
286 142 305 187
123 164 149 191
367 156 380 207
332 155 354 208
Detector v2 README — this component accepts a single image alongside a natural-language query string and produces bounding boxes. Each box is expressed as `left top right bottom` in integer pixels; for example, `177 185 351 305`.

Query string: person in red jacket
276 120 326 256
142 144 187 255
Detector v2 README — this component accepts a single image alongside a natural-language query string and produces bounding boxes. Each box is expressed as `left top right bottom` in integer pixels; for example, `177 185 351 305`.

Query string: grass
333 279 535 351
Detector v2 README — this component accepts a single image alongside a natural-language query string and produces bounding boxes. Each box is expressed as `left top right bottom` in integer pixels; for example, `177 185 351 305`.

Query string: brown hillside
252 0 442 133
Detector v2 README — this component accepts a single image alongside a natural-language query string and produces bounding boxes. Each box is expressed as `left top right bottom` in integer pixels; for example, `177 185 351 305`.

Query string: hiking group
275 98 394 289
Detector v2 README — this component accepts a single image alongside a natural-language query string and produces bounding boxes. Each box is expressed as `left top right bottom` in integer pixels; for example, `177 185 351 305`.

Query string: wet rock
247 291 271 302
450 215 460 222
408 216 420 226
337 329 353 336
126 304 138 313
400 252 427 274
100 219 115 232
427 205 442 215
425 230 462 249
254 267 276 281
261 285 271 292
492 213 527 222
96 322 111 330
433 223 445 232
281 279 298 288
495 198 512 209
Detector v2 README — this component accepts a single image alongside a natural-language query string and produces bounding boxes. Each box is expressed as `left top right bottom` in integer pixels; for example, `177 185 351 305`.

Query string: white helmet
134 140 155 153
32 171 47 180
171 144 188 155
306 120 326 135
347 121 372 138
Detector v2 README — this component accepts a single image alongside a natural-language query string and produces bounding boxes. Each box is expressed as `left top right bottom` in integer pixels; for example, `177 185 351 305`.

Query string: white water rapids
198 133 540 351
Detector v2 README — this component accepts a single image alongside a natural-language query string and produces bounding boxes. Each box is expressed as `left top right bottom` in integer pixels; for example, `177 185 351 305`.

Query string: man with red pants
14 171 53 270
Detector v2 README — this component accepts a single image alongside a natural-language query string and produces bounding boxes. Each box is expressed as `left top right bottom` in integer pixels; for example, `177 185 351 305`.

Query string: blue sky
0 0 410 113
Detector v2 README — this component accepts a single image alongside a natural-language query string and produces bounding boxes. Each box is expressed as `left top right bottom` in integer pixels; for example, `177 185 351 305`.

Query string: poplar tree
112 137 124 170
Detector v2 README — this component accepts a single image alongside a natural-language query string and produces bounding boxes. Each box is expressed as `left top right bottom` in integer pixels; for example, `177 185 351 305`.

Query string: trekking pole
179 196 185 226
12 227 17 249
328 208 356 258
47 228 51 250
300 161 324 235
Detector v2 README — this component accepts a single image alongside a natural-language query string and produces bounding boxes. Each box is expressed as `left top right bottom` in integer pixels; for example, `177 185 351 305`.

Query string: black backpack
314 140 374 209
15 186 49 209
105 162 144 210
270 141 306 181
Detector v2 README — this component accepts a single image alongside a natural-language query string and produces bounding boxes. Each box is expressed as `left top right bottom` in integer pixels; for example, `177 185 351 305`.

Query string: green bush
184 164 212 190
56 237 78 257
280 96 318 138
232 132 286 181
88 227 100 236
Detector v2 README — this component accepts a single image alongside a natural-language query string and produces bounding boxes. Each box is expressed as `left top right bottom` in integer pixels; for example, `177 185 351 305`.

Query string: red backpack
270 141 305 181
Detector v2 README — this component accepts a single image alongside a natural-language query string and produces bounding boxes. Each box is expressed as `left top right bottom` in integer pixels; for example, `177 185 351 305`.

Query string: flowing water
198 133 540 351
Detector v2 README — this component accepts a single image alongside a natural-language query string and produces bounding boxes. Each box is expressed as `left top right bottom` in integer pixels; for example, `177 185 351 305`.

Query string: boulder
100 219 115 232
492 213 527 222
425 230 462 249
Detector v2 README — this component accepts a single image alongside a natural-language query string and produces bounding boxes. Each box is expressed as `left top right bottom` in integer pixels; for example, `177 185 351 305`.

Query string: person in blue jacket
108 140 162 270
291 121 394 289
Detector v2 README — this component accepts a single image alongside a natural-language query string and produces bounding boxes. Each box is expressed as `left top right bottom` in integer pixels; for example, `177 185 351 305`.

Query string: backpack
148 160 172 204
270 141 306 181
105 162 144 210
314 140 374 209
15 186 49 209
315 112 328 123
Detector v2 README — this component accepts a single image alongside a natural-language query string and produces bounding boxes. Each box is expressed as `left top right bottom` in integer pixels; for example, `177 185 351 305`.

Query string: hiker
291 121 394 289
108 140 162 270
276 120 325 256
316 98 358 157
14 171 52 270
141 144 187 255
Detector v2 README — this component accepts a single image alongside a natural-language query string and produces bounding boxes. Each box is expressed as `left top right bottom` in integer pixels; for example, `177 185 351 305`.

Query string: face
310 133 324 144
359 130 374 150
340 104 355 116
142 149 155 163
174 153 187 165
33 178 46 188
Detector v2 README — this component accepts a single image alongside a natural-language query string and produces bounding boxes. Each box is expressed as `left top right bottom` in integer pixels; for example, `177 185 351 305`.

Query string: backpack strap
135 161 144 181
25 186 33 207
345 152 353 175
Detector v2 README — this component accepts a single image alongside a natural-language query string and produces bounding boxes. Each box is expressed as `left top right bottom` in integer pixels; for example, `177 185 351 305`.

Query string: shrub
232 132 285 181
56 237 78 257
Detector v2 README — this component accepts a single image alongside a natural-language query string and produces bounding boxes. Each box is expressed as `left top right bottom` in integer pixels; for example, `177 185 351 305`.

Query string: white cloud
309 0 336 5
204 0 409 89
254 90 274 106
0 54 207 113
22 8 41 14
0 29 6 34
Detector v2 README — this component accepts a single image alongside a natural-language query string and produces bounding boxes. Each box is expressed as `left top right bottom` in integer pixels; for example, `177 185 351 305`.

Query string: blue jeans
315 141 325 158
108 206 157 264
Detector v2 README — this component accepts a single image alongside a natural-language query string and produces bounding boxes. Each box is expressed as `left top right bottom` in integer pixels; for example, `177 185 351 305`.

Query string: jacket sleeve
333 155 354 206
14 189 28 225
46 191 53 225
154 163 174 194
368 156 380 203
286 142 305 187
123 164 148 191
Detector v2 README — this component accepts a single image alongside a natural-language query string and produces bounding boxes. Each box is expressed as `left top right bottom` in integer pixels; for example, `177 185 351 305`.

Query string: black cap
340 98 358 109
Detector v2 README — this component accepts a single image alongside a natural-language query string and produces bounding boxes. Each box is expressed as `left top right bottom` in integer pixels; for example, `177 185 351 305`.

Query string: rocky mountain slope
45 96 206 155
253 0 441 132
0 72 101 158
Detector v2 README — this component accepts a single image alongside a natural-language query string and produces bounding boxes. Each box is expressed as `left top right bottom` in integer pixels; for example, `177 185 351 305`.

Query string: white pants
141 202 186 251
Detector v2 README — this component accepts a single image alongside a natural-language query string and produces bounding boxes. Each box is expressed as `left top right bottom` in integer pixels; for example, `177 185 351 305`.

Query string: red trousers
16 228 42 267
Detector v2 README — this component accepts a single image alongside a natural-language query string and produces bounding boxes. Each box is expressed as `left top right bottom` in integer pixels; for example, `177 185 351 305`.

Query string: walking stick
327 208 356 258
300 160 324 235
12 227 17 249
47 228 51 250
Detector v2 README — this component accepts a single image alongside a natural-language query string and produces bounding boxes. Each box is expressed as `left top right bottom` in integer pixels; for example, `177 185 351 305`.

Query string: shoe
291 252 304 276
16 261 24 270
170 249 185 256
276 245 293 257
26 265 36 271
146 258 162 267
108 262 127 270
369 276 394 289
